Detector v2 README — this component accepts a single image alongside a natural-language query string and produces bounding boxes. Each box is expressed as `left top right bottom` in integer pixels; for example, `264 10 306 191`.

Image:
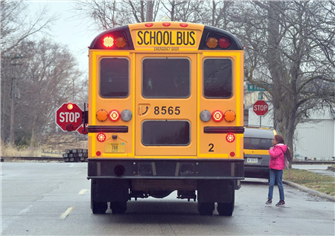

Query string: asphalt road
1 163 334 235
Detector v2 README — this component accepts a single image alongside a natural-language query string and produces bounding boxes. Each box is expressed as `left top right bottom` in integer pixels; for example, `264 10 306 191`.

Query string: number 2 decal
208 143 214 152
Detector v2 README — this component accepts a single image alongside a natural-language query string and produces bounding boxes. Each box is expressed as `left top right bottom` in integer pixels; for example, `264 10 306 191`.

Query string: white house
245 91 335 161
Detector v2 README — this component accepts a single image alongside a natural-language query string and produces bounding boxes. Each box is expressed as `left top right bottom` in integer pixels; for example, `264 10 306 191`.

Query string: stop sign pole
253 100 269 127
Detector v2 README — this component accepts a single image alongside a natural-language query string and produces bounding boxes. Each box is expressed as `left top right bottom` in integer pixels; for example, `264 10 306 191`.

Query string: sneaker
265 199 272 205
276 200 285 207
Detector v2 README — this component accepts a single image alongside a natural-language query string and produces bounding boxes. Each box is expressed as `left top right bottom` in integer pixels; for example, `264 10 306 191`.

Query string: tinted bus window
244 137 272 150
142 121 190 146
142 58 190 98
203 59 232 98
100 58 129 98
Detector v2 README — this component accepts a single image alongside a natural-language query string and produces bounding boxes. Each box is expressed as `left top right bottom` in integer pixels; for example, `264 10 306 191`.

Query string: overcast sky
28 0 100 72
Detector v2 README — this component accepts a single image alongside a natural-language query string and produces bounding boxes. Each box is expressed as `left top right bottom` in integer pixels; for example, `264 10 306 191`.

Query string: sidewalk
283 179 335 202
284 165 334 202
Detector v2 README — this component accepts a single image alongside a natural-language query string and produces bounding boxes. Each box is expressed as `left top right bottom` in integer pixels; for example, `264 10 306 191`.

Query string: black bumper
244 165 269 178
88 158 244 180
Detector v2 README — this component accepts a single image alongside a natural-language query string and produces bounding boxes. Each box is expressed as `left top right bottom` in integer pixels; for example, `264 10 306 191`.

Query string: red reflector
145 23 153 27
219 37 230 49
230 152 235 157
180 23 188 27
97 132 106 142
162 22 171 27
109 109 120 121
212 110 224 122
103 36 114 48
226 133 235 143
96 151 101 156
67 103 73 110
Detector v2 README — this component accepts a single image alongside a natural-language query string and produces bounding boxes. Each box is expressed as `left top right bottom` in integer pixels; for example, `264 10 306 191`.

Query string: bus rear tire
91 200 108 214
110 202 127 214
217 192 235 216
198 202 214 216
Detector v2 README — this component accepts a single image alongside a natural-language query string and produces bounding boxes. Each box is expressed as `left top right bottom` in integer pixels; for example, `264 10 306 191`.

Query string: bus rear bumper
87 158 244 180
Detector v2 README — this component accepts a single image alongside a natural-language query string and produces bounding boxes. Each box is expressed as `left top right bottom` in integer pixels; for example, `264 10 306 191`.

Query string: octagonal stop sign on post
253 100 268 116
56 103 83 131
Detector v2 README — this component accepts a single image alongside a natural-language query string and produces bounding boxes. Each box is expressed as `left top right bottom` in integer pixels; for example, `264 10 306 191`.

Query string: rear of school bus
87 22 244 216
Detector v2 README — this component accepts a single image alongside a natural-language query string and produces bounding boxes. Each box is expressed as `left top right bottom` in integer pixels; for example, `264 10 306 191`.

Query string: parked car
244 127 276 179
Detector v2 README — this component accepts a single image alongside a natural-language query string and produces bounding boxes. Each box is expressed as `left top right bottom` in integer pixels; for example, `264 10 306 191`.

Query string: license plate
105 143 125 153
247 158 258 164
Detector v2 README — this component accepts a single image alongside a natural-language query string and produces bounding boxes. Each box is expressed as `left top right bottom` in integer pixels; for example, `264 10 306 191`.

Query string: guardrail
1 156 334 164
292 160 334 165
1 156 63 162
1 149 89 162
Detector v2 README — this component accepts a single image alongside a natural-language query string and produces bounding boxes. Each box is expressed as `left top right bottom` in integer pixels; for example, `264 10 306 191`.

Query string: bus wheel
217 202 234 216
217 193 235 216
110 202 127 214
91 200 107 214
91 180 107 214
198 202 214 216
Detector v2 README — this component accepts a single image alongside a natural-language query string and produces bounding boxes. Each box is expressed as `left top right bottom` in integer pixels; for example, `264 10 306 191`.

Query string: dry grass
284 169 335 196
1 134 87 157
1 143 41 157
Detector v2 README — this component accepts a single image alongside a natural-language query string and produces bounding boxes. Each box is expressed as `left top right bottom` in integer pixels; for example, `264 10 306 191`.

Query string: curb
283 180 335 202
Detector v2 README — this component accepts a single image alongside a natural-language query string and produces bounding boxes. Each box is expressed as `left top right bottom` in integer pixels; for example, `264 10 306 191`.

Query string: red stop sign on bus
55 103 83 131
253 100 268 116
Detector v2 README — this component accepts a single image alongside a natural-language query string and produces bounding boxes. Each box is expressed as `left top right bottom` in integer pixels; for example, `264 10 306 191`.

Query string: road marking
78 189 88 194
60 207 74 219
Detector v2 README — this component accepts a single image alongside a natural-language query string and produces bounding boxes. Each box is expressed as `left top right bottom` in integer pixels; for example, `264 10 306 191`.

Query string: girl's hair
274 134 285 144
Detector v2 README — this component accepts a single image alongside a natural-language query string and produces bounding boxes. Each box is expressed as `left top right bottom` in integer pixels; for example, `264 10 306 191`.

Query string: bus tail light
115 37 127 48
96 109 108 122
224 110 236 122
219 37 230 49
97 132 106 142
121 109 132 122
145 23 153 27
200 110 211 122
206 37 218 48
109 109 120 121
212 110 224 122
103 36 114 48
163 22 171 27
226 133 235 143
180 23 188 27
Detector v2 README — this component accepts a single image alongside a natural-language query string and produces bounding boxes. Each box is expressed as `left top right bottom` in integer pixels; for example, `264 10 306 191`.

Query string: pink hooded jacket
269 143 287 170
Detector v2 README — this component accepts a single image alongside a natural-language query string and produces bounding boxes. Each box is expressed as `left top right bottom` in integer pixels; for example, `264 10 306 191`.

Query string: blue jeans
268 169 285 201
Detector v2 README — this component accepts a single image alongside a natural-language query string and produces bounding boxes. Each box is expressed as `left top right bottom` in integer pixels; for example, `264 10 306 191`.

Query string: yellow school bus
87 22 244 216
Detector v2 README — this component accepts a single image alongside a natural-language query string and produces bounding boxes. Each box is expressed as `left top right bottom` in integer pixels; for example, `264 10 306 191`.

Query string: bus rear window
100 58 129 98
142 58 190 98
203 59 232 98
142 120 190 146
244 137 273 150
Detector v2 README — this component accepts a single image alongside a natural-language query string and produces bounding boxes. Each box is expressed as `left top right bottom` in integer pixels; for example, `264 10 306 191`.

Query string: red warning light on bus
103 36 114 47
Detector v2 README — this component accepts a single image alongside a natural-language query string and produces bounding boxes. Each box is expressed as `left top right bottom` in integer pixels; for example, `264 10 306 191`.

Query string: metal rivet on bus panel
196 162 199 165
133 162 136 165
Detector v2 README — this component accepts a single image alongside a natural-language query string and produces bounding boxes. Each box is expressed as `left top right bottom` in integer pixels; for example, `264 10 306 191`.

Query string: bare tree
14 40 83 148
1 0 56 146
73 0 161 31
239 1 335 154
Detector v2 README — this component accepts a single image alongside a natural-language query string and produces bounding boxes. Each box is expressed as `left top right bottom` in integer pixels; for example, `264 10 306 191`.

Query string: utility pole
4 54 24 147
146 0 154 22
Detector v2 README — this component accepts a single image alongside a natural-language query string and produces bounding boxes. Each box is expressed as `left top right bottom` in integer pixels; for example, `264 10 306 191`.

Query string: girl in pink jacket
265 134 287 207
